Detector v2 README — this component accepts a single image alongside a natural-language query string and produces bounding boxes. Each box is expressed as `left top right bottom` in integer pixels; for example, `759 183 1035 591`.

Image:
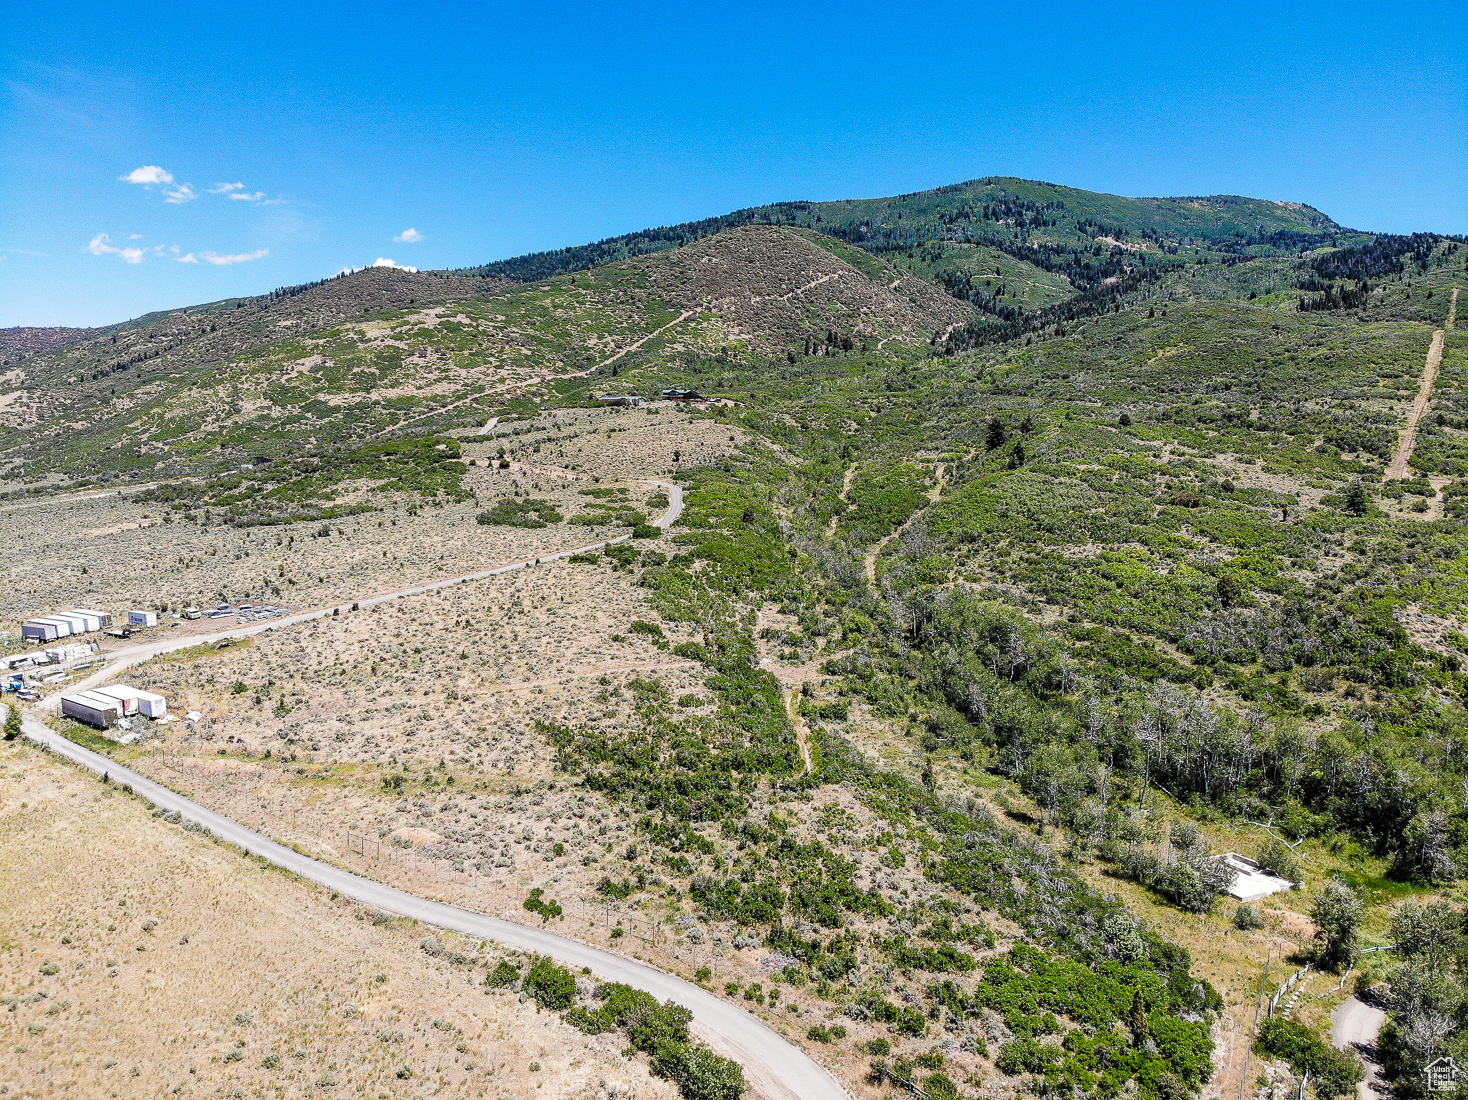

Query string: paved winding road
8 478 857 1100
17 712 845 1100
1332 995 1388 1100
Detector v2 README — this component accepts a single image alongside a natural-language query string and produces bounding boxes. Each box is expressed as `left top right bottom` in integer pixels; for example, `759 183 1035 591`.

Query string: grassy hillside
0 226 967 508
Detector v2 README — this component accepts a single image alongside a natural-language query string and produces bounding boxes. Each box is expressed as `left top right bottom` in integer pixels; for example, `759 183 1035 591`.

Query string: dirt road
1387 287 1460 480
35 480 683 710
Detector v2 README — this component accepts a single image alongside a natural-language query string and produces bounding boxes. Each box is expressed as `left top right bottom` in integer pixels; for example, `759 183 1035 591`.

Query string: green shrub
477 498 563 527
485 960 519 989
565 982 744 1100
1256 1017 1362 1099
523 957 576 1010
1233 904 1265 930
996 1036 1061 1075
1256 837 1300 883
523 888 563 923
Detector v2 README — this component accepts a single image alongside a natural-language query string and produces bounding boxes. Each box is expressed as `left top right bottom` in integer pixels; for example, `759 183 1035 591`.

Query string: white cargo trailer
72 609 113 629
94 684 168 719
52 613 91 635
127 609 159 627
61 690 123 728
22 617 70 641
94 685 140 716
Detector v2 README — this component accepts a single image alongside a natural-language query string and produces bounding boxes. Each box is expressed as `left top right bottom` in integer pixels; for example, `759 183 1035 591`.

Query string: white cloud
393 227 425 243
175 248 267 265
208 181 281 204
372 257 418 272
206 249 268 265
120 164 196 202
87 233 144 264
120 165 173 185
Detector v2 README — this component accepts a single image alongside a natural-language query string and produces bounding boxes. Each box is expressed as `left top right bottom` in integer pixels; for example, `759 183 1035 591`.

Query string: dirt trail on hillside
864 462 945 585
785 689 814 774
825 464 857 536
1385 287 1458 480
597 309 700 367
372 311 700 439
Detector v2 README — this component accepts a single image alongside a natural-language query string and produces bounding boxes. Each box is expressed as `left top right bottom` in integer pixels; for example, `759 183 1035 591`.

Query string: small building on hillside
1221 852 1293 902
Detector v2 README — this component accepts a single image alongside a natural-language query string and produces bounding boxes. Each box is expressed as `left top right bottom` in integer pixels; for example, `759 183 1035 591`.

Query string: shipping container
61 691 123 728
134 690 168 718
127 610 159 627
72 609 113 629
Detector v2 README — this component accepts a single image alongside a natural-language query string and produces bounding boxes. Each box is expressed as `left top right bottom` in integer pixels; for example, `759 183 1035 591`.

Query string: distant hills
453 176 1356 283
0 174 1460 495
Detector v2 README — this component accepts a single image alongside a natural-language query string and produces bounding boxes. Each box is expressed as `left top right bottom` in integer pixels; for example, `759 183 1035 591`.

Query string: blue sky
2 0 1464 328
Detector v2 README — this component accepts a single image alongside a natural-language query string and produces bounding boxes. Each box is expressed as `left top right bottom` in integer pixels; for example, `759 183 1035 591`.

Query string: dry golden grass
0 738 680 1100
0 405 741 637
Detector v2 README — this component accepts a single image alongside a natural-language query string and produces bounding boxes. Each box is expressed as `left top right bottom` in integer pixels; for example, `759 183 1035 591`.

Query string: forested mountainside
5 176 1468 1100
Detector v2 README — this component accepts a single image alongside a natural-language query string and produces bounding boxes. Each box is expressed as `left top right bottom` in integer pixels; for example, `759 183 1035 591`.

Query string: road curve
39 479 684 710
17 715 847 1100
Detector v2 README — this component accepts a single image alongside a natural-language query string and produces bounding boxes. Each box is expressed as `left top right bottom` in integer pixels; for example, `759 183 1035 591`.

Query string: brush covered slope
2 176 1467 1100
0 225 968 514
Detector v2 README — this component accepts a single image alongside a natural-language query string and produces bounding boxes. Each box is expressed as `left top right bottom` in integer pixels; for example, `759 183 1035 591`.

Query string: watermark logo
1426 1056 1463 1092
